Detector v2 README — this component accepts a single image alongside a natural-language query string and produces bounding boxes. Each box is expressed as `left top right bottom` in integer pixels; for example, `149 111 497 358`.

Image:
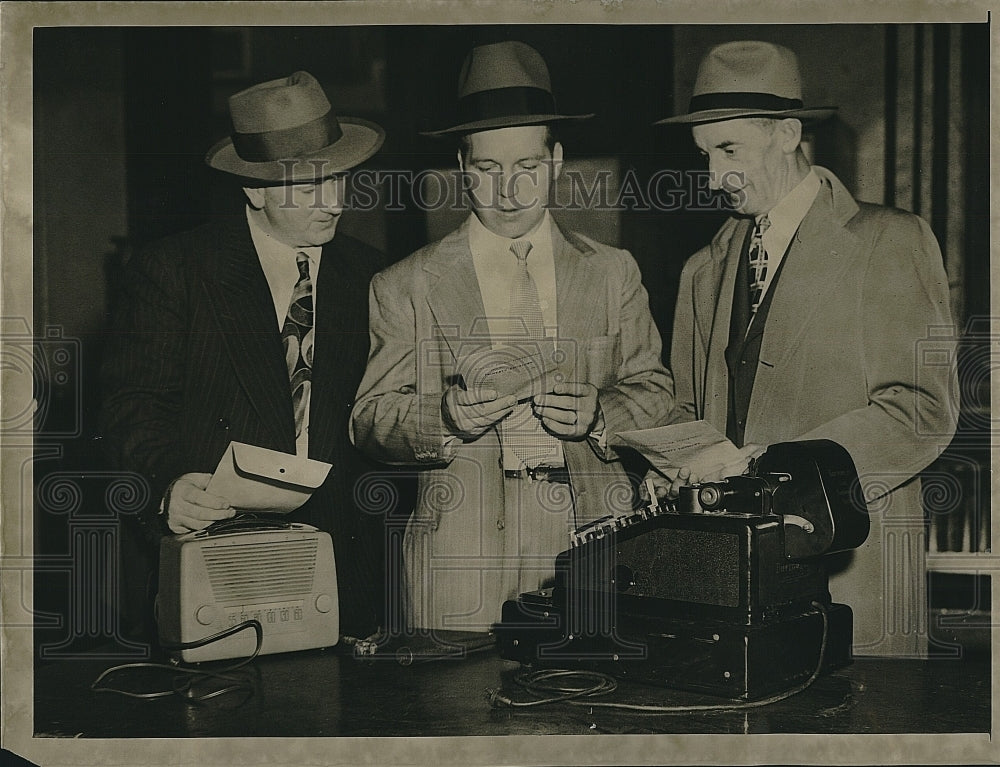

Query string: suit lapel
424 219 491 358
750 176 863 419
308 235 372 463
202 218 296 452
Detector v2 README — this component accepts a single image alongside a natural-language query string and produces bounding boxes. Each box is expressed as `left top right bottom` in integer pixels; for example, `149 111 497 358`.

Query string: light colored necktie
503 239 556 468
748 214 772 315
281 252 313 439
508 239 545 339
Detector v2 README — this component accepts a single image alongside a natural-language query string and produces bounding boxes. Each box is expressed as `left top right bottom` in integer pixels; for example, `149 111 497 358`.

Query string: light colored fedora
206 71 385 183
656 41 836 126
422 41 593 136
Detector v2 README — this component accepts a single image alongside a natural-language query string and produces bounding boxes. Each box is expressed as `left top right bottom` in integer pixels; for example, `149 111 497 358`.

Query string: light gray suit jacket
668 167 958 655
351 215 673 628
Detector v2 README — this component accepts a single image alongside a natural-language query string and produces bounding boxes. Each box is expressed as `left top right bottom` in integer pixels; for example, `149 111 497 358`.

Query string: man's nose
495 171 511 199
318 177 343 209
706 159 725 190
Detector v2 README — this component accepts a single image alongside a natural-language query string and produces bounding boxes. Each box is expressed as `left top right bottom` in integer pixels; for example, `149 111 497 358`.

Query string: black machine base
495 589 854 701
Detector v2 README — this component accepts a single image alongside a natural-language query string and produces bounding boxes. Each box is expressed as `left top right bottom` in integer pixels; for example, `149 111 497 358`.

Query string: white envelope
205 442 332 513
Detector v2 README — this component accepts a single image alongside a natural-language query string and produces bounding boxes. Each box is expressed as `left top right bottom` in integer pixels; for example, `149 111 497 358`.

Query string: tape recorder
494 439 871 700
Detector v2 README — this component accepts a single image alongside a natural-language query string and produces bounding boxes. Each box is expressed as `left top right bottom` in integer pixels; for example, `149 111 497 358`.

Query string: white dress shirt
467 211 563 470
757 167 821 301
247 207 322 456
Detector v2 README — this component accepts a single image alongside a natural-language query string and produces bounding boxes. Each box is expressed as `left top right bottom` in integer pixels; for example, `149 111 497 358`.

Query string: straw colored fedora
206 71 385 183
656 41 836 126
422 41 593 136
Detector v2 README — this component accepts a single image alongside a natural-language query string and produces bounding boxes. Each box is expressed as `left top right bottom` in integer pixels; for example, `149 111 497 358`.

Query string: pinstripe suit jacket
100 214 389 637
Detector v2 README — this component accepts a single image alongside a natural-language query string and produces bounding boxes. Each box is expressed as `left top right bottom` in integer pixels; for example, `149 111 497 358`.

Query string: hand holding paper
163 472 236 534
442 386 517 440
613 421 759 497
456 339 566 403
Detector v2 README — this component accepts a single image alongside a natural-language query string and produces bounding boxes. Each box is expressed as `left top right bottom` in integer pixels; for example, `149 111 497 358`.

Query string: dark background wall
31 24 990 656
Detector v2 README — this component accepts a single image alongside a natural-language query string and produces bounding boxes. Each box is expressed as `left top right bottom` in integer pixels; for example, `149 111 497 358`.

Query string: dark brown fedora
422 41 593 137
656 41 836 126
206 71 385 183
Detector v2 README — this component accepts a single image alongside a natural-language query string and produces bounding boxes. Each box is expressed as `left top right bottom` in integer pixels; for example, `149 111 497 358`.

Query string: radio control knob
315 593 334 614
195 605 217 625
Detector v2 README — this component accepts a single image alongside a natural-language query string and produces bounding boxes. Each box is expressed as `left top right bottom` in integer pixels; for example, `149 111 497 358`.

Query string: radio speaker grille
203 538 319 604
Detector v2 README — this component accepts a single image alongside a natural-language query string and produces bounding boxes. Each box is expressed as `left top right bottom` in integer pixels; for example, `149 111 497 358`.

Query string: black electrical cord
486 668 619 708
488 601 830 714
90 620 263 703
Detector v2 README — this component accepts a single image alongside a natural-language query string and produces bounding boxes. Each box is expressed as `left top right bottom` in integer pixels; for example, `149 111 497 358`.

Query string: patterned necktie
504 239 556 468
509 239 545 339
281 252 313 440
747 214 772 315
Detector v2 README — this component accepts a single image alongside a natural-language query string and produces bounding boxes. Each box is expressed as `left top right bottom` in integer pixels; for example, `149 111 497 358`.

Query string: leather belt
502 465 571 484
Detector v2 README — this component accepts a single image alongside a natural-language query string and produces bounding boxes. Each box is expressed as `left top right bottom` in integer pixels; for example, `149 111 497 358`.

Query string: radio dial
315 593 334 614
195 604 217 626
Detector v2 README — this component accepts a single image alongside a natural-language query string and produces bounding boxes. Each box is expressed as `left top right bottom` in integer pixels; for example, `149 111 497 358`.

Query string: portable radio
156 517 339 662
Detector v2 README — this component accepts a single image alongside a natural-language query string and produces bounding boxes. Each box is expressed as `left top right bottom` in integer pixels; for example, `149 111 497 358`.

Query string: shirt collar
468 209 552 258
760 168 821 248
246 206 323 266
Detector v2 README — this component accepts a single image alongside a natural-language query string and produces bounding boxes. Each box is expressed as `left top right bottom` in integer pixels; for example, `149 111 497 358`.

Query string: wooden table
33 635 990 738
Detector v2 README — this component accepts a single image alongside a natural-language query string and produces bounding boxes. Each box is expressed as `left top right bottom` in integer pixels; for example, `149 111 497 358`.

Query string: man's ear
551 142 564 182
776 119 803 154
243 186 266 210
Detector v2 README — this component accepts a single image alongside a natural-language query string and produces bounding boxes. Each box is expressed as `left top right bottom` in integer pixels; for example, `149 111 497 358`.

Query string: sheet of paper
612 420 746 479
455 338 566 402
205 441 332 513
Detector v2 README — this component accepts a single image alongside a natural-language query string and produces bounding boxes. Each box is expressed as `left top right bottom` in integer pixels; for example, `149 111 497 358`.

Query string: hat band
231 109 344 163
688 92 804 114
456 86 557 127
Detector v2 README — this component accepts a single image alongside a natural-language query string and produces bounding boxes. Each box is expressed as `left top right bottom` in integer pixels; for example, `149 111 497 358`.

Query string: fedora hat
656 41 836 125
206 71 385 183
422 41 593 136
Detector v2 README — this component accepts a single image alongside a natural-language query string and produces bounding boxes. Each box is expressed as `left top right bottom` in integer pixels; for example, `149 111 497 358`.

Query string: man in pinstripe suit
100 72 390 639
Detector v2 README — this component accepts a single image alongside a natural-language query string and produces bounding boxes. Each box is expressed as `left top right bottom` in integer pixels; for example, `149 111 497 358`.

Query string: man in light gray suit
351 41 673 632
652 41 958 656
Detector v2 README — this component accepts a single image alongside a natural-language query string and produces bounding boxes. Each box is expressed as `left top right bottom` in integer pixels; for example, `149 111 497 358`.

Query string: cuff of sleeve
157 479 178 536
441 434 460 460
587 408 610 454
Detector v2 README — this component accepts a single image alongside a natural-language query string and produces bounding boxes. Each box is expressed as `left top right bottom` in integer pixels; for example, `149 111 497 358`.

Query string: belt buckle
502 465 569 484
528 465 569 484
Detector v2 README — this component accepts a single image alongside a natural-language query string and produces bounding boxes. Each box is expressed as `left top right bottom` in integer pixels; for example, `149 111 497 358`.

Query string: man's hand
442 386 517 441
163 472 235 534
639 468 672 502
665 443 765 499
531 381 601 440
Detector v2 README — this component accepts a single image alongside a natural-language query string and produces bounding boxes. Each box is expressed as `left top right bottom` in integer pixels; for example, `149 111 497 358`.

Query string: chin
483 211 543 239
309 222 340 245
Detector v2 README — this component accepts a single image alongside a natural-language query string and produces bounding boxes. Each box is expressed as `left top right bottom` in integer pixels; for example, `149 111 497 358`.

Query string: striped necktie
281 252 313 440
748 214 772 315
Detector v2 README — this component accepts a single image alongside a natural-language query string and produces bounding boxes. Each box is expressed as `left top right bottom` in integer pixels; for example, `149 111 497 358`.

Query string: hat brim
205 117 385 183
655 106 837 126
420 112 594 137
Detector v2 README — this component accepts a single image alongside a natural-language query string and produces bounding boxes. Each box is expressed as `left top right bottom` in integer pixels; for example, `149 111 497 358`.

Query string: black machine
494 440 871 700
